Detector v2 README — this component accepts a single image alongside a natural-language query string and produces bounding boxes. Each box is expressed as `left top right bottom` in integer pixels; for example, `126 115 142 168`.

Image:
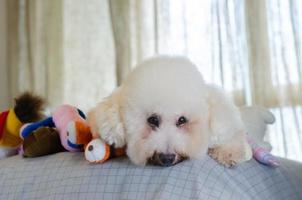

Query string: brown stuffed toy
22 127 65 157
0 92 45 158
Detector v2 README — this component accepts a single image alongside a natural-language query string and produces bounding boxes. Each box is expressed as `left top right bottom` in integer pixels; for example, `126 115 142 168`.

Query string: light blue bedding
0 152 301 200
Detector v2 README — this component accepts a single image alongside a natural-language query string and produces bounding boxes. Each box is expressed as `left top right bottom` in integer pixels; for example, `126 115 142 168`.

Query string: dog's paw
100 124 125 148
208 147 239 168
85 139 110 163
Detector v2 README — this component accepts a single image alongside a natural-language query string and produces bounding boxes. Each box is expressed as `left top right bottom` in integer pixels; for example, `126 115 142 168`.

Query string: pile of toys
0 92 125 164
0 92 278 167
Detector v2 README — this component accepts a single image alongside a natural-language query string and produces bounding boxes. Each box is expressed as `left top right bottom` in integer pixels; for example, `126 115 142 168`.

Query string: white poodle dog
88 56 252 167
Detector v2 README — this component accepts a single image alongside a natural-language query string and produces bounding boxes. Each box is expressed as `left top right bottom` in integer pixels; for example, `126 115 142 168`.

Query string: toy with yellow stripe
0 92 45 158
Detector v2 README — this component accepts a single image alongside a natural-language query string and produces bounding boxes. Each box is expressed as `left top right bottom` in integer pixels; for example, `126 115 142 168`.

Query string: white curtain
6 0 116 110
6 0 64 107
6 0 302 161
265 0 302 161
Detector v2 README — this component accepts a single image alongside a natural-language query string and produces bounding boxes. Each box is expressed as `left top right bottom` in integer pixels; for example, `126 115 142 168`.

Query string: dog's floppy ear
88 87 126 148
206 85 245 143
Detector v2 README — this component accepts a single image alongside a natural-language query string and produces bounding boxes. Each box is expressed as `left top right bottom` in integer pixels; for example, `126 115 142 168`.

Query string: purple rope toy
247 136 280 167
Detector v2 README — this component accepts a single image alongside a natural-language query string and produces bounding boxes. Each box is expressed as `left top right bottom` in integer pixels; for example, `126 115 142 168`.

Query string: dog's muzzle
148 153 185 167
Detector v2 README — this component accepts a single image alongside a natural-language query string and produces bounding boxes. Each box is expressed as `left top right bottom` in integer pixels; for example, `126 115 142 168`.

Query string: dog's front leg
208 132 252 167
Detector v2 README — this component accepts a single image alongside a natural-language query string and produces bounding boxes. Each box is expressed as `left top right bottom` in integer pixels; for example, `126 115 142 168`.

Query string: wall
0 0 9 110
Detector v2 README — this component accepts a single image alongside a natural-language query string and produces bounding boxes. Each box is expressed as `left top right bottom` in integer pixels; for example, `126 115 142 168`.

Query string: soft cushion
0 152 301 200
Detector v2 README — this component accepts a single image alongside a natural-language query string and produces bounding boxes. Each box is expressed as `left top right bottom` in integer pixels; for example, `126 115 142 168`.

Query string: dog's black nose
148 153 185 167
157 153 176 167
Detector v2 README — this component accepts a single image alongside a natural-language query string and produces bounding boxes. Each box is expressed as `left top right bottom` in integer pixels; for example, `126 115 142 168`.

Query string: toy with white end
85 139 110 163
85 138 126 163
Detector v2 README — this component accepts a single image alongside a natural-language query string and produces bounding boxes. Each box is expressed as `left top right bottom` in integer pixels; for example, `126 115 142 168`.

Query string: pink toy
20 104 125 162
52 105 92 152
247 136 279 167
20 105 92 152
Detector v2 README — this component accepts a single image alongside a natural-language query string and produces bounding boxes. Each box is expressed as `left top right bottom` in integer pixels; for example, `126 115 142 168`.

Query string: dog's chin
147 152 187 167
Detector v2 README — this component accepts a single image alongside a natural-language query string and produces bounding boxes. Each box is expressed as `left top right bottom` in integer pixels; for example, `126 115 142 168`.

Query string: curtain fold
6 0 20 107
6 0 116 111
0 0 8 110
62 0 116 111
265 0 302 160
6 0 64 107
244 0 273 107
109 0 157 84
109 0 132 85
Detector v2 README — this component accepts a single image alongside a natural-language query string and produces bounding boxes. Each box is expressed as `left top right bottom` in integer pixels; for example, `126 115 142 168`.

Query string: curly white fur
88 56 252 166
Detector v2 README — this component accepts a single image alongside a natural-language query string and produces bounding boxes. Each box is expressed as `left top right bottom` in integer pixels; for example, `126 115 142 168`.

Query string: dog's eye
176 116 187 127
147 114 160 128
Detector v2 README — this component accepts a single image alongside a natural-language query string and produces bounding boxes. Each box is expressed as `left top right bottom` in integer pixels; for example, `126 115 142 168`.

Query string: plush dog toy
240 106 279 167
0 92 45 158
20 105 92 155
